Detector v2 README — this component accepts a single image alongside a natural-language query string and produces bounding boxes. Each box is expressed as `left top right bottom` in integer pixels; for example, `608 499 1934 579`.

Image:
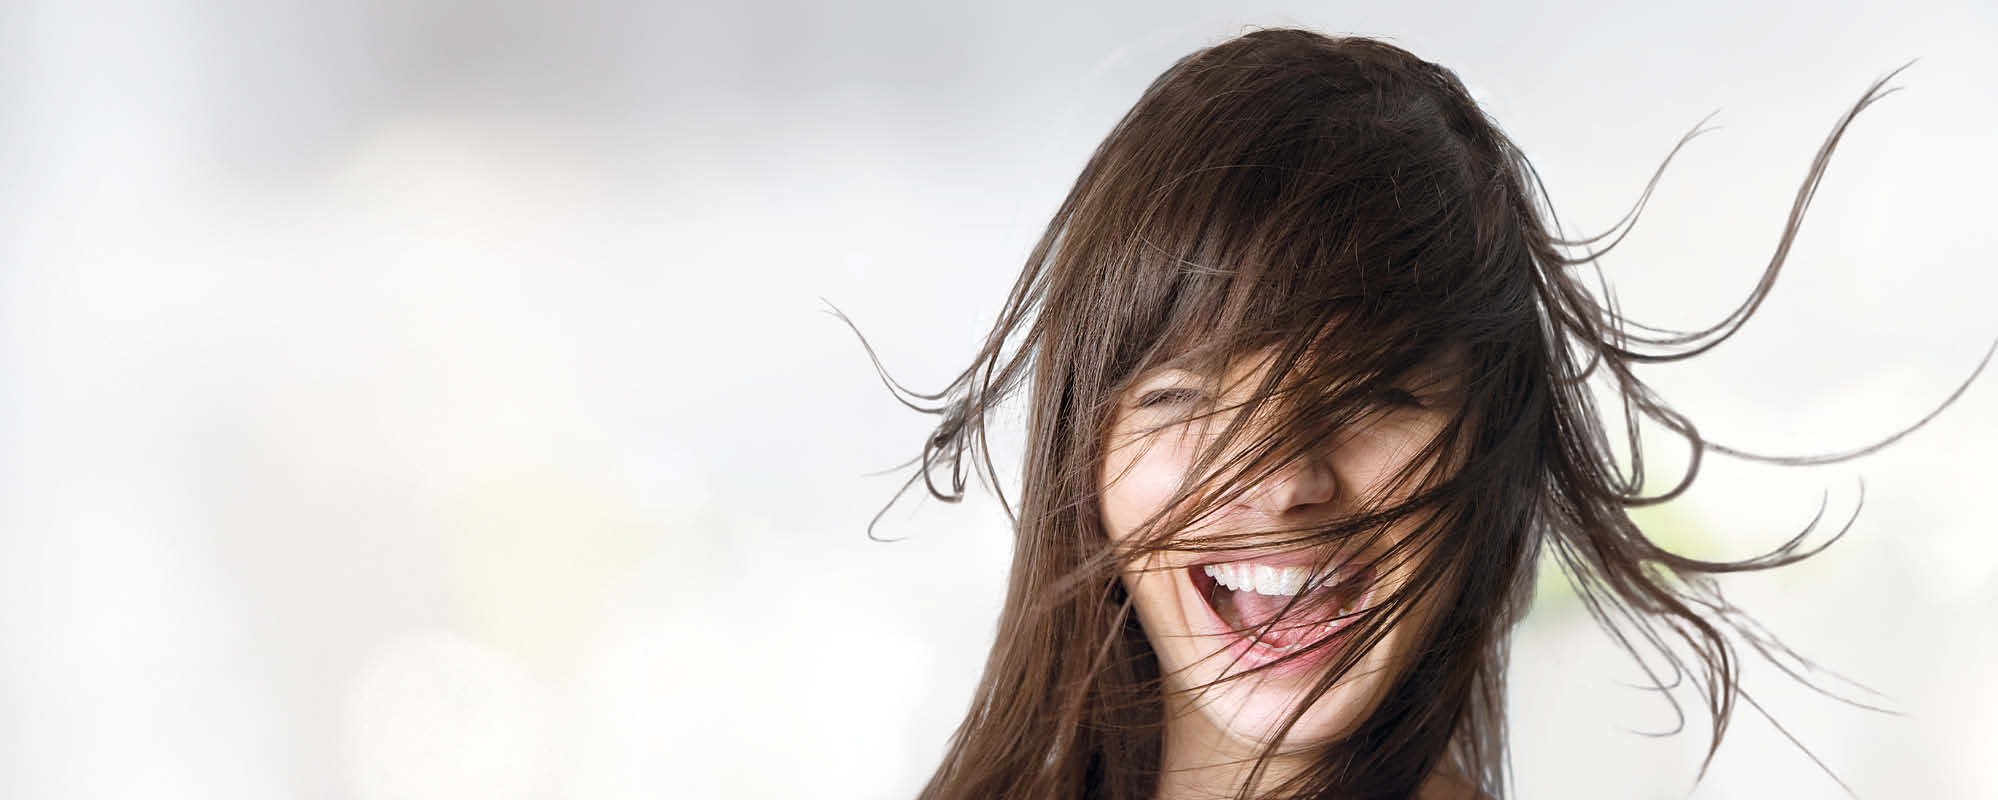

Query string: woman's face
1099 345 1463 753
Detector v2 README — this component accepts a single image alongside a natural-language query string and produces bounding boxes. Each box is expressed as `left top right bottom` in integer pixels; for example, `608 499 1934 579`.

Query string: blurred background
3 1 1994 798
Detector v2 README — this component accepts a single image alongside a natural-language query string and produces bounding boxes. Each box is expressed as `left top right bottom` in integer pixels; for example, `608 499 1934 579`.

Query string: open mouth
1187 556 1377 656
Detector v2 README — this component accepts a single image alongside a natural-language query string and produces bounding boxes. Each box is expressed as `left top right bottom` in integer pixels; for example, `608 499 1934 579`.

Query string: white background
3 1 1994 797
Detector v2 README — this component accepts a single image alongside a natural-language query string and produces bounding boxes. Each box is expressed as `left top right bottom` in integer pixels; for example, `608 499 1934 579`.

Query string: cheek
1337 436 1405 496
1339 419 1450 497
1098 430 1200 545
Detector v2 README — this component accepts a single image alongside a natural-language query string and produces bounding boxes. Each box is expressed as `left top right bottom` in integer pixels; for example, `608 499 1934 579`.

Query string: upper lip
1186 540 1373 572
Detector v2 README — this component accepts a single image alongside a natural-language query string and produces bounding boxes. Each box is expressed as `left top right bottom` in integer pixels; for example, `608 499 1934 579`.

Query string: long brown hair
838 27 1988 799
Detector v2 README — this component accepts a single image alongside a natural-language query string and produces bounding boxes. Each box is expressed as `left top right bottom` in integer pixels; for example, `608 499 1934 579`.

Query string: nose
1238 450 1340 515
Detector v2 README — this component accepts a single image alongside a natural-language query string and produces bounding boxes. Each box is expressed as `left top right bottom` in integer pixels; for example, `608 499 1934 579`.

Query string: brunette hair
839 26 1987 800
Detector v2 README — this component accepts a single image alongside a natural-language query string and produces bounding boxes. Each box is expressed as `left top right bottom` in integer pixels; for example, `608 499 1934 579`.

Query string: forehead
1137 339 1468 391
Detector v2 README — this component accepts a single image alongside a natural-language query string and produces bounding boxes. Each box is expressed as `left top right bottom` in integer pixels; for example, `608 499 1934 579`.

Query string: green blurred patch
1527 501 1720 620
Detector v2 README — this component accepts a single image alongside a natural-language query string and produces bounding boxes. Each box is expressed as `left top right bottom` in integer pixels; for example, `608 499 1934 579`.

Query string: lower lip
1187 565 1374 678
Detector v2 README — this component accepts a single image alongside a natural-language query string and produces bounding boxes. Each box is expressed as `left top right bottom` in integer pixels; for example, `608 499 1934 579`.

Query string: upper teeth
1202 562 1343 596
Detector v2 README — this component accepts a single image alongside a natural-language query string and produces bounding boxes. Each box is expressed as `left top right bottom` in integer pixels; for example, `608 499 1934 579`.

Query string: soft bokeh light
4 2 1993 798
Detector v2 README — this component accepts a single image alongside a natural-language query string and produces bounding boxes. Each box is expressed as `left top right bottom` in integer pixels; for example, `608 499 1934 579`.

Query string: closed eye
1376 387 1426 409
1134 387 1206 408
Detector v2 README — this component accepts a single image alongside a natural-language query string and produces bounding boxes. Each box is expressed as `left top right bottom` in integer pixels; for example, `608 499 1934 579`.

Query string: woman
845 27 1981 799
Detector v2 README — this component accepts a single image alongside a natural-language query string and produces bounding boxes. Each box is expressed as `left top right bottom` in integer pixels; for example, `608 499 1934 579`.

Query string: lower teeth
1208 580 1366 650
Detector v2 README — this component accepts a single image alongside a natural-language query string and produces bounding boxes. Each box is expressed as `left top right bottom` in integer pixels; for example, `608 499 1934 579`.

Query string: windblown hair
841 27 1985 800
